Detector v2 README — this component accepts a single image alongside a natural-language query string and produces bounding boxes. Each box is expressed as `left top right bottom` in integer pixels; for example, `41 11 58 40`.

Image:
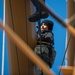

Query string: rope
58 20 75 75
35 4 44 74
8 0 20 75
37 15 43 75
73 0 75 67
58 0 75 74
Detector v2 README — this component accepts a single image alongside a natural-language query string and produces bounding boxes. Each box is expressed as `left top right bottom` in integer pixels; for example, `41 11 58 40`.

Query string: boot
28 11 49 22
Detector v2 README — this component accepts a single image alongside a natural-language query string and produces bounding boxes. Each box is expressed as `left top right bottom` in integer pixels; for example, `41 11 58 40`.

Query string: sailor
28 0 49 22
34 20 56 75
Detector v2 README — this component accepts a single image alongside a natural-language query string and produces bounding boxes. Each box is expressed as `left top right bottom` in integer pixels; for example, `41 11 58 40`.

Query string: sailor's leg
28 0 49 22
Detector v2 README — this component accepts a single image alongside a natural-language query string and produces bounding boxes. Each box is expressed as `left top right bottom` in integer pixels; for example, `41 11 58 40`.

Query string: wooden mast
60 0 75 75
5 0 75 74
67 0 75 66
5 0 36 75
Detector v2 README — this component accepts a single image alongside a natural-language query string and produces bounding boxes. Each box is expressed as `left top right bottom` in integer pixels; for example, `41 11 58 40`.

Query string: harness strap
37 41 50 45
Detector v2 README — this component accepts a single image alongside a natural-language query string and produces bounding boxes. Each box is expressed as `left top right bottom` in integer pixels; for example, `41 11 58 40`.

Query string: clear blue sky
0 0 66 75
0 0 3 74
0 0 9 75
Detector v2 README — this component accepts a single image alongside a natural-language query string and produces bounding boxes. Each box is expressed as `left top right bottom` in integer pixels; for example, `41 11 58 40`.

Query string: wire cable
58 0 75 74
1 0 5 75
58 20 75 75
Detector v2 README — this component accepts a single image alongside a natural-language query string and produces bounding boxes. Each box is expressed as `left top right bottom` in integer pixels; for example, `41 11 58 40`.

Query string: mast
67 0 75 66
5 0 36 75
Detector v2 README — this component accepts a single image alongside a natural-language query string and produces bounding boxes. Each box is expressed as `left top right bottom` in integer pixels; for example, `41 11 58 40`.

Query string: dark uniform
35 31 56 68
28 0 49 22
34 20 56 75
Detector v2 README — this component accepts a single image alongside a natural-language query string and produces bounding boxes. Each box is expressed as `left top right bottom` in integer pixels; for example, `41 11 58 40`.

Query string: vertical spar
1 0 5 75
67 0 75 66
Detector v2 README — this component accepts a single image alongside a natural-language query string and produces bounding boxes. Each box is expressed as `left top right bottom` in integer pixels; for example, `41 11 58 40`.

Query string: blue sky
0 0 9 75
0 0 3 74
0 0 66 75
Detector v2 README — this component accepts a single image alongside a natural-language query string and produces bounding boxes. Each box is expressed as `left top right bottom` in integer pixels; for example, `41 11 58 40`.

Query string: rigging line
1 0 5 75
58 1 75 75
73 2 75 64
38 20 42 53
24 0 30 75
58 20 75 75
58 31 71 75
37 2 44 57
38 19 43 75
8 0 20 75
36 10 42 66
